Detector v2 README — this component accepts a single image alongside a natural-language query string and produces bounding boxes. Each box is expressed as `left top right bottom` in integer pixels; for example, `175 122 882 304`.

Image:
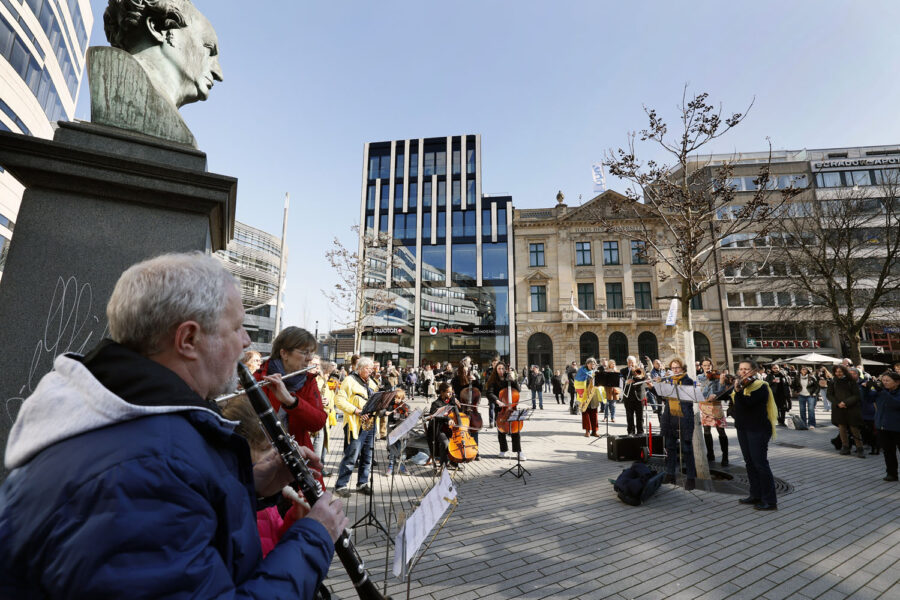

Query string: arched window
638 332 659 361
694 332 712 362
608 332 628 365
579 331 599 365
527 333 553 369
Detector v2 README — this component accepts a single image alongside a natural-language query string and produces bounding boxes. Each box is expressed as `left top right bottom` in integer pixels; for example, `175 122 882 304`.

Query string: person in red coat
255 327 327 464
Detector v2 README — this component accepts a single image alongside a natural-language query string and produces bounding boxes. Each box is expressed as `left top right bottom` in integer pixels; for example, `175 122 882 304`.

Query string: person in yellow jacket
333 357 379 497
312 359 339 476
581 373 605 437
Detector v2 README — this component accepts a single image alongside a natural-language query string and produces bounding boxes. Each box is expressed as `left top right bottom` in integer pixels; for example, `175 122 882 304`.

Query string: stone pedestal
0 121 236 473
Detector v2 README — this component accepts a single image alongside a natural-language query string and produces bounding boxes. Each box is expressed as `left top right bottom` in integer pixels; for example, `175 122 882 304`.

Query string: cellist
486 362 525 461
425 382 459 467
452 357 483 457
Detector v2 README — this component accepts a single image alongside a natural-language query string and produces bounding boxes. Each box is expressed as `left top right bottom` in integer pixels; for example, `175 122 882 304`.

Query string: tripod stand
589 388 614 446
351 429 391 540
499 408 531 483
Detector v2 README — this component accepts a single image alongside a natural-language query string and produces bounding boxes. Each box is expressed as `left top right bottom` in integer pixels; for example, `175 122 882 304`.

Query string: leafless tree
773 178 900 364
602 89 799 365
322 226 396 350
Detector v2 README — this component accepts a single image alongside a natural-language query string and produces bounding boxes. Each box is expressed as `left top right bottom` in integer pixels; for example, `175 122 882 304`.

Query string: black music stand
352 391 395 540
589 371 620 446
500 408 532 483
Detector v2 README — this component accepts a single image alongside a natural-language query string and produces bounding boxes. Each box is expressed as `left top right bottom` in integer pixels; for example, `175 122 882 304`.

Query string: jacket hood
5 348 235 470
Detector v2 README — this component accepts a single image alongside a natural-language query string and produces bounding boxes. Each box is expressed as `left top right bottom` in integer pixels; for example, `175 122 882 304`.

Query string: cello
446 404 478 463
497 376 523 434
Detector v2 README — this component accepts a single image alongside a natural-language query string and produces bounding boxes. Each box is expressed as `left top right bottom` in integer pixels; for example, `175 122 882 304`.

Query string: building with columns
513 190 727 372
357 134 515 368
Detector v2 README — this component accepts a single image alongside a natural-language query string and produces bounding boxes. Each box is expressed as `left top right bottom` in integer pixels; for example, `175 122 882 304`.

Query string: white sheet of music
653 382 705 403
392 469 456 578
388 408 422 445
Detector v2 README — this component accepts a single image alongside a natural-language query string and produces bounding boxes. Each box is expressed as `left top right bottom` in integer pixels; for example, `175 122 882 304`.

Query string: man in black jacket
528 365 545 410
766 364 791 427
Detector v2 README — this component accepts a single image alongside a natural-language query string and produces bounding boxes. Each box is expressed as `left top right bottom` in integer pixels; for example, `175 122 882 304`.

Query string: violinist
486 362 524 460
426 382 459 467
697 358 729 467
648 358 696 491
731 360 778 511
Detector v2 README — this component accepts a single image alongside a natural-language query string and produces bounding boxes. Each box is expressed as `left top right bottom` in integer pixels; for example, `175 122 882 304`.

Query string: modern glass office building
216 221 287 355
0 0 93 279
358 134 515 368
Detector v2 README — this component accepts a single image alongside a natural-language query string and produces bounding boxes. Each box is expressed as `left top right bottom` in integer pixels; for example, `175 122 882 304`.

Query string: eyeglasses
293 349 314 357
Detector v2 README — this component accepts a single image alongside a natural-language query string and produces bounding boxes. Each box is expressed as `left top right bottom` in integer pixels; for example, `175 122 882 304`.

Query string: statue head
104 0 222 108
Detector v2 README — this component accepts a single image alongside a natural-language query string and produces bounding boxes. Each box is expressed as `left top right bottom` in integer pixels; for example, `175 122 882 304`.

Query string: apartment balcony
560 306 665 323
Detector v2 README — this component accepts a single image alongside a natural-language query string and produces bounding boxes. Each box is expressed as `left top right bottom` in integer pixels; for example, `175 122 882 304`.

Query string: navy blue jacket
0 341 333 599
873 387 900 433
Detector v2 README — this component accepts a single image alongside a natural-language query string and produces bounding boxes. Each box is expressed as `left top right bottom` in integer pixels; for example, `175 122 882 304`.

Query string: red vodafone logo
429 326 438 335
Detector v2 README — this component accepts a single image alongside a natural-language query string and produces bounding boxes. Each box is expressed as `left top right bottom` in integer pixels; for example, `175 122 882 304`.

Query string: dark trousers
776 398 788 425
625 401 643 434
737 428 777 505
569 391 576 408
664 429 696 478
498 430 521 453
879 429 900 478
554 392 564 404
703 425 728 461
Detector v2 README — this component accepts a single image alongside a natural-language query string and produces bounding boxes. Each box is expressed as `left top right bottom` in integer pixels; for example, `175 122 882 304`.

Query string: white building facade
0 0 93 279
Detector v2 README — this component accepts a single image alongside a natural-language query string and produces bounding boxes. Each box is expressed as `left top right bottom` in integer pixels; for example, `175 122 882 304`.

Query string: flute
215 365 317 404
237 363 389 600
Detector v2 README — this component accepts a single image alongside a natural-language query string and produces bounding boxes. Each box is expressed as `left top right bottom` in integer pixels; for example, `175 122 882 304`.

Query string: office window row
531 282 652 313
0 12 66 122
571 240 650 266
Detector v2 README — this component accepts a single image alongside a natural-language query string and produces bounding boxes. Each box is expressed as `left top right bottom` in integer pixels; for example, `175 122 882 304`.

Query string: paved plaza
320 398 900 600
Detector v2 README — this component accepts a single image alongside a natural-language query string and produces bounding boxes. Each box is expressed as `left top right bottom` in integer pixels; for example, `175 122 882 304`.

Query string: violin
706 370 721 381
459 368 483 431
497 377 523 434
447 405 478 463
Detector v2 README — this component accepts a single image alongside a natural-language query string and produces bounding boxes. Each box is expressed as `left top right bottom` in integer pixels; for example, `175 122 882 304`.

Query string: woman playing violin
648 357 697 490
486 362 525 461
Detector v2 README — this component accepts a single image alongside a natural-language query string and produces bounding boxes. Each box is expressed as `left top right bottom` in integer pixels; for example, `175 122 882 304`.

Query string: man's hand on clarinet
307 492 350 543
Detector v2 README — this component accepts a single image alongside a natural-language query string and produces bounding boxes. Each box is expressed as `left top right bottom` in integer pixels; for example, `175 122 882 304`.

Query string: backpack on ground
789 414 808 430
612 462 664 506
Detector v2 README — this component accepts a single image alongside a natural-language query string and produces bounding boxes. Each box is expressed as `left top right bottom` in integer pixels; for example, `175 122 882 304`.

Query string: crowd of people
2 251 898 597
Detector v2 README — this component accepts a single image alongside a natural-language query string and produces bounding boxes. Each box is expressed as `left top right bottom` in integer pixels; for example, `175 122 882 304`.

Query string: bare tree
322 225 396 351
603 89 799 366
773 178 900 364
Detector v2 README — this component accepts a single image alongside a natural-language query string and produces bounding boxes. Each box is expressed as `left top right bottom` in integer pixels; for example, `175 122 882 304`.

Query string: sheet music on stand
388 408 423 446
652 382 706 404
392 469 457 580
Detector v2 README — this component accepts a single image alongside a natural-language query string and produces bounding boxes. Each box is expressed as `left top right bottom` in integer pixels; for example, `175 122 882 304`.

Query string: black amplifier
607 434 664 461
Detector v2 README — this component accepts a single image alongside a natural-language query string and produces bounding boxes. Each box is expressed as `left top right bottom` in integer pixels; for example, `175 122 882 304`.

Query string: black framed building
357 134 515 367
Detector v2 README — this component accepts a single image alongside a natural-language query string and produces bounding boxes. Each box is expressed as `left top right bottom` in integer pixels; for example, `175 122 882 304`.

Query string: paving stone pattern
315 398 900 600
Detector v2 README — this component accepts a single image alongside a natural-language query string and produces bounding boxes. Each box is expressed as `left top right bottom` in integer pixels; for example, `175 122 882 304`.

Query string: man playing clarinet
0 253 346 598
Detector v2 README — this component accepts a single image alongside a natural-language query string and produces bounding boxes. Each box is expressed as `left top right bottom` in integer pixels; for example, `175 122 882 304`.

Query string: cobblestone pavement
319 398 900 600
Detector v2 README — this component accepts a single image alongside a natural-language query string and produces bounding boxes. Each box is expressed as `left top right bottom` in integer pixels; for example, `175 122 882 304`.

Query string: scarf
267 358 306 393
733 379 778 438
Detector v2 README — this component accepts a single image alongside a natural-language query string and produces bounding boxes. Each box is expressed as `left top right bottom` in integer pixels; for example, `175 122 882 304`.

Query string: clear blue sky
77 0 900 334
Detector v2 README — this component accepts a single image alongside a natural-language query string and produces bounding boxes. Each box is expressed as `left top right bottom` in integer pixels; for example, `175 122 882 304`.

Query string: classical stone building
512 190 727 372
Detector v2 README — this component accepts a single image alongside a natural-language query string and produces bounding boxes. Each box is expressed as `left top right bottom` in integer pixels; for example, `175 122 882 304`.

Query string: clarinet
237 364 390 600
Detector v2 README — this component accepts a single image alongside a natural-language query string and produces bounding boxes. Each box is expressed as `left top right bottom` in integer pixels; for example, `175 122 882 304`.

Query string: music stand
352 391 396 540
500 408 532 483
589 372 620 446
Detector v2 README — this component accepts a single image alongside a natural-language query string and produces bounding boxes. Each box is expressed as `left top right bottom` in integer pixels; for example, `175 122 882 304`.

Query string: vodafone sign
429 326 438 335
